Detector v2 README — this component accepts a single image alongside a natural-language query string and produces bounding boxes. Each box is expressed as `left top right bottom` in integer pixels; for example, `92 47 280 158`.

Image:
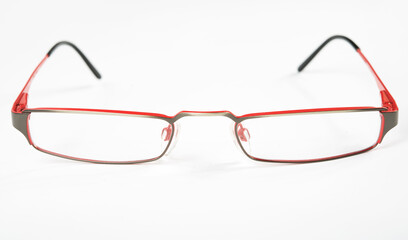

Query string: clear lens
237 111 382 161
28 112 172 162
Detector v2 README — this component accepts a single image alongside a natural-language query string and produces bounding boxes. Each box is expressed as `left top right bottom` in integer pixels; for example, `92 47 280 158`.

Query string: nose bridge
171 111 238 122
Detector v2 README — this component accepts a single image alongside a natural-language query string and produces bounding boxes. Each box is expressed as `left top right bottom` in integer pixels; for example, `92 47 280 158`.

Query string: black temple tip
47 41 102 79
298 35 360 72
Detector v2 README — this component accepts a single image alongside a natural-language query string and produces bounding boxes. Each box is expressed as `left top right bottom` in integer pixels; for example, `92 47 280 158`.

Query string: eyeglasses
12 35 398 164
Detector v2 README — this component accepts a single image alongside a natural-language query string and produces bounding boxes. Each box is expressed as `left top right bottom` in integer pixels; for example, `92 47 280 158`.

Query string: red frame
12 38 398 164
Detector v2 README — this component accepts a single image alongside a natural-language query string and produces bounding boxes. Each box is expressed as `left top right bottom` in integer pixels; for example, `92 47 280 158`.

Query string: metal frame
11 35 399 164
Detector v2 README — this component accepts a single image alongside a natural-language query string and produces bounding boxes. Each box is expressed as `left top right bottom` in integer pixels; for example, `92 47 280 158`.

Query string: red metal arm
12 41 101 113
357 49 398 112
298 35 398 112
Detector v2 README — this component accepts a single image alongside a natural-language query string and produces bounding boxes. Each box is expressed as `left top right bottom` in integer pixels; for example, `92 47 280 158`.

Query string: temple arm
12 41 101 113
298 35 398 112
298 35 398 138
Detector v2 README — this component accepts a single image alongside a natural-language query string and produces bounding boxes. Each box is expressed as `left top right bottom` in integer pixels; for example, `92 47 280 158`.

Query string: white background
1 0 407 239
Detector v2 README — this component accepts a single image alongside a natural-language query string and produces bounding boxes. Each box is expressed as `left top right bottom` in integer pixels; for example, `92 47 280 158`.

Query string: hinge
12 93 28 113
380 90 397 112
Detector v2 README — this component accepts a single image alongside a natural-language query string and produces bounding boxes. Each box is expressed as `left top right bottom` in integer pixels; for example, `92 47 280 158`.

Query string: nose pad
237 123 250 142
161 124 172 153
164 123 180 156
161 124 172 141
234 123 252 155
231 123 252 156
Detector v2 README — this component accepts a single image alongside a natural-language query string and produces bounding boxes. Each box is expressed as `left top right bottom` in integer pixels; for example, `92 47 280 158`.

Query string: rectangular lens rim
235 107 386 163
24 108 174 164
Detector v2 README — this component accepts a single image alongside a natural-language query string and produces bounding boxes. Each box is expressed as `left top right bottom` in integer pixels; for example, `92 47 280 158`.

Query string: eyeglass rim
11 35 399 163
11 106 395 164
